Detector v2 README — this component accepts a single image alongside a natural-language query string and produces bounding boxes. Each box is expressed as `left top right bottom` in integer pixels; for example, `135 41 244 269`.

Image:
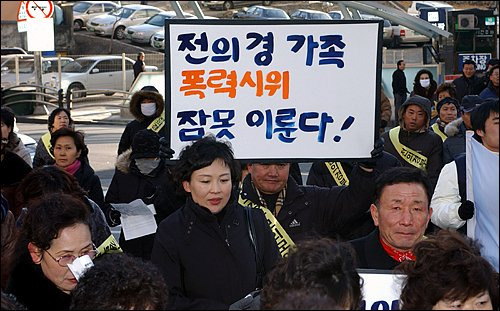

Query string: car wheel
114 26 126 40
74 20 83 31
67 83 86 102
262 1 272 5
223 1 234 10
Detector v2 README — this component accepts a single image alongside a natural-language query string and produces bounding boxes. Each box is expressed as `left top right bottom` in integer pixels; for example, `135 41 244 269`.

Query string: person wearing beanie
430 97 460 142
105 129 184 260
442 95 483 164
117 85 166 155
381 95 443 191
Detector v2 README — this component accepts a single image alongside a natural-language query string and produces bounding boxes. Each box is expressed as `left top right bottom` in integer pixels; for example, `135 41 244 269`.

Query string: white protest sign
359 270 403 310
26 18 54 51
166 20 382 160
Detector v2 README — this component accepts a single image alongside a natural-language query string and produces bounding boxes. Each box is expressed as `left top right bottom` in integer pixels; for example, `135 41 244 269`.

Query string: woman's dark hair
261 238 362 310
16 165 88 209
47 108 73 132
70 253 168 310
18 193 90 251
173 135 239 195
1 106 21 150
436 82 457 99
412 69 437 101
50 127 88 159
398 230 498 310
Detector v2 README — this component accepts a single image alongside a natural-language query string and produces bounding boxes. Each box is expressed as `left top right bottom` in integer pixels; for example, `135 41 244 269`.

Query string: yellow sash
431 123 447 142
41 132 55 159
96 234 122 256
325 162 349 186
238 194 295 257
147 109 165 133
389 127 428 170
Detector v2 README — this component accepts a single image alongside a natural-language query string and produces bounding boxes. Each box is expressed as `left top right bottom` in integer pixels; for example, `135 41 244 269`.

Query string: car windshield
1 58 34 74
311 13 331 20
145 14 167 26
263 9 288 18
73 2 92 13
111 7 134 18
62 59 95 73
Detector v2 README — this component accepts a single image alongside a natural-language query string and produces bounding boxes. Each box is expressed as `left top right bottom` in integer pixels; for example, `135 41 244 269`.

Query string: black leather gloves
108 207 121 227
458 200 474 220
358 137 385 170
159 137 175 160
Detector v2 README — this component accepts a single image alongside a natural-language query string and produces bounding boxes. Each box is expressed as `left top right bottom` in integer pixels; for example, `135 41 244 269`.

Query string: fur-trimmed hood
129 90 164 121
444 117 464 137
115 148 132 174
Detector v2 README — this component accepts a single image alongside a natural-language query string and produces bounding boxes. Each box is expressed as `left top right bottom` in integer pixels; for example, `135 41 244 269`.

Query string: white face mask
420 79 430 88
135 158 161 175
141 102 156 117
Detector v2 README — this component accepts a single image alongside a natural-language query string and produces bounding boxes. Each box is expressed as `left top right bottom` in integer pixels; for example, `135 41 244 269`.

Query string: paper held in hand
111 199 157 241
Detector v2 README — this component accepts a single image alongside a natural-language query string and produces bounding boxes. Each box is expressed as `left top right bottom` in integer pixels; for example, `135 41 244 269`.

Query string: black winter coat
151 198 279 310
105 149 184 259
33 136 55 167
6 251 71 310
452 74 484 103
392 68 408 95
349 229 399 270
381 127 443 192
117 118 166 155
240 165 378 242
72 160 104 209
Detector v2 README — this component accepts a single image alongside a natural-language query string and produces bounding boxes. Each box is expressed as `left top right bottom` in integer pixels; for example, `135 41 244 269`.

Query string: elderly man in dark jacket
239 148 382 250
381 95 443 191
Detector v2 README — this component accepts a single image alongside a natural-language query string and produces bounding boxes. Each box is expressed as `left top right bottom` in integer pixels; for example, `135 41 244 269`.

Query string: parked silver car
126 11 196 45
290 9 332 20
87 4 163 39
73 1 120 31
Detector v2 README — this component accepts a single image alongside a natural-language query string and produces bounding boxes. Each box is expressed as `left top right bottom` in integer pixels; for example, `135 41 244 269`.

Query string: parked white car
1 55 74 89
150 15 218 51
73 1 120 31
87 4 163 39
126 11 196 45
39 56 157 98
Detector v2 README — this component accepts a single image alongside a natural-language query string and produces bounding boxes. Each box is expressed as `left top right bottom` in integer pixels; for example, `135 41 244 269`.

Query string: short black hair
70 253 168 310
47 108 73 132
1 106 16 129
374 167 431 206
471 98 499 134
463 59 476 68
173 134 239 195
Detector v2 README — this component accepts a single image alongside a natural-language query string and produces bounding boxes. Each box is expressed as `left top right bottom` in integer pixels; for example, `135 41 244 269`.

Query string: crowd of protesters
1 58 498 310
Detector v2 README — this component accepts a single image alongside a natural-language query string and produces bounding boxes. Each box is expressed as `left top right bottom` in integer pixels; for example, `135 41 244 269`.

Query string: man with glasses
5 193 97 310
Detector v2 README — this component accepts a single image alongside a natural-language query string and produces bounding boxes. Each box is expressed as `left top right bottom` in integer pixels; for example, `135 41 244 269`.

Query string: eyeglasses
44 244 99 267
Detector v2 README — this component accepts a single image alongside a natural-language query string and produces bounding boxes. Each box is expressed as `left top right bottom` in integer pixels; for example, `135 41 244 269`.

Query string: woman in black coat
151 135 280 310
51 128 104 208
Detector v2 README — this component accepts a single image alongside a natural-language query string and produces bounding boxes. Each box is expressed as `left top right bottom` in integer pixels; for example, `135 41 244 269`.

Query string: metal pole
122 53 126 93
58 54 62 90
34 51 43 103
188 1 205 19
170 1 186 18
15 55 20 85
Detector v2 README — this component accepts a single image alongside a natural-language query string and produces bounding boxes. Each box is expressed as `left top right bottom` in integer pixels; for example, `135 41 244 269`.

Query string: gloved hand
458 200 474 220
358 137 384 170
159 137 175 160
108 207 122 227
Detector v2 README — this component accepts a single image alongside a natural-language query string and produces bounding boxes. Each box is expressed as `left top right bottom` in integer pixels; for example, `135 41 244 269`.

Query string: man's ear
28 242 42 265
370 204 380 227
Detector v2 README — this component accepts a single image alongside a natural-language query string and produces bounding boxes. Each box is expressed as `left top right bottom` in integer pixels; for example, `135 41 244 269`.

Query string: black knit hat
400 95 432 121
436 97 459 114
130 129 160 160
461 95 483 113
